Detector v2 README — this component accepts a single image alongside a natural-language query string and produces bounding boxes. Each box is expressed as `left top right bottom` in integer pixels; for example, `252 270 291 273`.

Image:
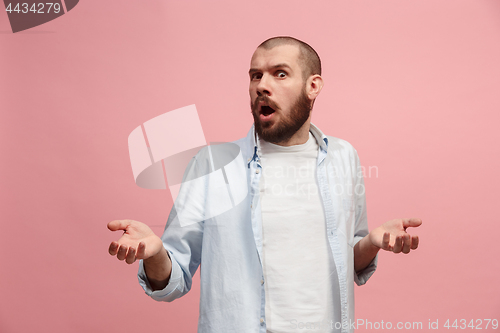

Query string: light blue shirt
138 124 377 333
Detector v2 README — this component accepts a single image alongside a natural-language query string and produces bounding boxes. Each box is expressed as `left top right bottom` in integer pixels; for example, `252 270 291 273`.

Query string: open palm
369 218 421 254
107 219 163 264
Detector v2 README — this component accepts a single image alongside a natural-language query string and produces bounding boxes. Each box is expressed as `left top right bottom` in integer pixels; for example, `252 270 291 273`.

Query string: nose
256 74 271 96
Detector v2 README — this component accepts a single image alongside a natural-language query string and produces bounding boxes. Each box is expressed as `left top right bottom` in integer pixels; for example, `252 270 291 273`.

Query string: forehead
250 44 302 70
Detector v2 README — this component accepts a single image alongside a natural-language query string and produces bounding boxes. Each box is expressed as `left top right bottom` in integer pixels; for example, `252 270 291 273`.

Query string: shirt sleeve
351 148 378 286
137 248 183 301
136 204 204 301
137 152 207 302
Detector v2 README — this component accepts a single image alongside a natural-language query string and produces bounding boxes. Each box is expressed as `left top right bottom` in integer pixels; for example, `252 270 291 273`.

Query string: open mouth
260 105 275 116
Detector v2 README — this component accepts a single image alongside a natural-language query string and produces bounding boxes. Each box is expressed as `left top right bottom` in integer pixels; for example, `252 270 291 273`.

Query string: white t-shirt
259 132 339 333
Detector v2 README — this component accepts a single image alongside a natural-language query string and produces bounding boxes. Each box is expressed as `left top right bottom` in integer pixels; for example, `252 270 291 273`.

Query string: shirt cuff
137 250 183 302
354 252 377 285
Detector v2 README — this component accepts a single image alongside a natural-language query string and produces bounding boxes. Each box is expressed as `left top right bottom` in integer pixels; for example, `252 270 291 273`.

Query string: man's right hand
107 219 164 264
108 219 173 290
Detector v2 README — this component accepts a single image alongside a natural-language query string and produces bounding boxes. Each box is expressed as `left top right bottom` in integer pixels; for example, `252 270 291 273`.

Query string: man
108 36 421 333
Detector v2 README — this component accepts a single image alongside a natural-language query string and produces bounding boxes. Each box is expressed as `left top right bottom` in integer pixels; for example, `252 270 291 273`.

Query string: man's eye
276 71 287 78
251 73 262 80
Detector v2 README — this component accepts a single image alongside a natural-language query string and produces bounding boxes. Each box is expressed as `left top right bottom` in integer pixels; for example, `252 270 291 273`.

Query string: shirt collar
245 123 329 168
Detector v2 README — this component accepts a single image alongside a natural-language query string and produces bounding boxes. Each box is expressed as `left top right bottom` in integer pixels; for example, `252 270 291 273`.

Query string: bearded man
108 36 422 333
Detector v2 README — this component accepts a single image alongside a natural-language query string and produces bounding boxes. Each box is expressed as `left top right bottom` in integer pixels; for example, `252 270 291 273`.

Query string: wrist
143 248 172 290
145 246 169 265
368 229 380 249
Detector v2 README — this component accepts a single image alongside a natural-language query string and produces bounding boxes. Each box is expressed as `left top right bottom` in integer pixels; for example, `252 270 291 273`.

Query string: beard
251 88 312 145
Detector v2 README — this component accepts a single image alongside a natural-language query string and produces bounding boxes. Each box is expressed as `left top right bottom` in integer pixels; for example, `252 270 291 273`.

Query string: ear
305 74 324 101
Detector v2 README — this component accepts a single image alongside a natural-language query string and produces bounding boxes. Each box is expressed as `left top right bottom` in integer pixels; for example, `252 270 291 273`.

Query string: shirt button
256 169 260 174
260 279 264 285
260 318 264 324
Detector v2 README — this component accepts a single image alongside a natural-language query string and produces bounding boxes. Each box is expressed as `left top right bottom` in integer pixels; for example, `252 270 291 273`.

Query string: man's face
249 44 312 144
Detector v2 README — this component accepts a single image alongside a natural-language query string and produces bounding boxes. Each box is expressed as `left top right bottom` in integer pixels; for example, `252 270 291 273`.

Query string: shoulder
232 129 255 161
321 135 362 172
325 135 358 157
310 123 358 158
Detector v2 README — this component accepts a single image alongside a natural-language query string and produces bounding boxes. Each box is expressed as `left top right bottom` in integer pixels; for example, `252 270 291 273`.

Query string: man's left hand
369 218 422 254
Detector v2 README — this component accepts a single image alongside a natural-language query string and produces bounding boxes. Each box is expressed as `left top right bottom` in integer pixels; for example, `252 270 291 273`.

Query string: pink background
1 0 499 332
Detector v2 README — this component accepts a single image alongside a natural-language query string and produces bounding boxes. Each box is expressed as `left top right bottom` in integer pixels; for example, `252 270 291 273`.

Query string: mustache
252 95 280 112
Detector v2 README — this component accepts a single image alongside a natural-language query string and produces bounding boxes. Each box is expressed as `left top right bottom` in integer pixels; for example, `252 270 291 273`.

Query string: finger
117 244 128 261
402 234 411 254
381 232 391 250
136 242 146 259
411 235 419 250
402 218 422 229
109 241 119 256
107 220 132 232
126 247 137 264
393 236 403 253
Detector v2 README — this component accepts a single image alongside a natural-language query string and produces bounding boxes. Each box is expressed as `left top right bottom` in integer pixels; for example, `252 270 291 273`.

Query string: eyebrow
249 63 292 75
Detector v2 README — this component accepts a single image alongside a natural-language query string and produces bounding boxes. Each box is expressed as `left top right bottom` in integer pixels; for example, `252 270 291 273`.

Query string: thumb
403 218 422 229
107 219 132 232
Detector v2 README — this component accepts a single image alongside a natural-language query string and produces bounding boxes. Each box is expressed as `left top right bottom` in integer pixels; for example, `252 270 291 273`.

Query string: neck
271 120 311 147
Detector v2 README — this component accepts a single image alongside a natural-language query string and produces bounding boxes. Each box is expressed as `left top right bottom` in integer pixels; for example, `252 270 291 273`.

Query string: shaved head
257 36 321 81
